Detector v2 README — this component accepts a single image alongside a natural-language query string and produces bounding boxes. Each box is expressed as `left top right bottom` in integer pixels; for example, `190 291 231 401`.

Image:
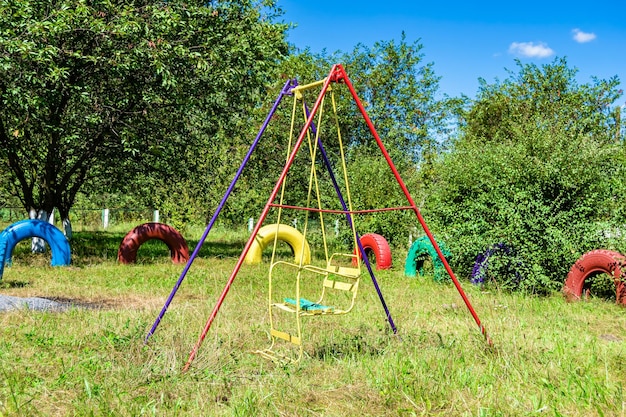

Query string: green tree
424 58 624 293
343 33 461 164
0 0 288 237
222 37 455 246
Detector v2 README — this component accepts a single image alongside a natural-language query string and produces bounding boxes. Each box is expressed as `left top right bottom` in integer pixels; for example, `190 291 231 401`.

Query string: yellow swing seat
256 78 362 363
269 252 360 316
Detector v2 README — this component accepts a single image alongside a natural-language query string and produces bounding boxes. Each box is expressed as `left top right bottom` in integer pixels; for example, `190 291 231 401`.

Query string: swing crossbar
290 78 328 94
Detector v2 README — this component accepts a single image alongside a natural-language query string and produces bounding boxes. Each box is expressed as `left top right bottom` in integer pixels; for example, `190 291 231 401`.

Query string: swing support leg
144 79 298 343
337 66 493 346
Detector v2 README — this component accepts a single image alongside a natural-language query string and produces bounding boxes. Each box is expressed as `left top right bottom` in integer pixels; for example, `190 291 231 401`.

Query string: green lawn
0 227 624 416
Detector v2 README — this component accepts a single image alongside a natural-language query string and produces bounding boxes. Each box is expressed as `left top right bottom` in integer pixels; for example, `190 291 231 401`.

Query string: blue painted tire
0 238 7 279
0 219 71 267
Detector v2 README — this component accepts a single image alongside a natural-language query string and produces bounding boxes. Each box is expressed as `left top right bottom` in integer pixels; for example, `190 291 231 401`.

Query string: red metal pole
335 64 493 346
182 67 340 371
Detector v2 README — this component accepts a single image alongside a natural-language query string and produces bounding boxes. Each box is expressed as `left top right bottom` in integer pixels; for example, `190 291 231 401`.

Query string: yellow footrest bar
270 328 301 345
253 348 300 364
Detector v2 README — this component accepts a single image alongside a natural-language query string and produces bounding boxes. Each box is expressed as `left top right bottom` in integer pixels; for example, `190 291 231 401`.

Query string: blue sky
277 0 625 102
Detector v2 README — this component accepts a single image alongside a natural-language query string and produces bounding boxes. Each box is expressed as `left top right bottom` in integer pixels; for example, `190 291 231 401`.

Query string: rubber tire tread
563 249 626 305
244 224 311 265
352 233 392 270
404 236 451 281
118 222 189 264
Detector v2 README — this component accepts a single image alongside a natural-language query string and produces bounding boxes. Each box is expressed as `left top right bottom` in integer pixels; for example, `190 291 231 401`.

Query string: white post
102 208 110 229
48 208 55 225
408 232 413 247
248 218 254 232
335 219 339 236
292 218 298 229
153 210 160 223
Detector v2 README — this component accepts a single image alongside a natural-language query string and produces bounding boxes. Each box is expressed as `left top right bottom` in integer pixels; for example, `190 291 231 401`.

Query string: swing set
144 64 492 369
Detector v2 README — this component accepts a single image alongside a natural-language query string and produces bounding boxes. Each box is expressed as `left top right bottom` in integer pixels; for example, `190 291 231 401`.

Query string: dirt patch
0 294 168 312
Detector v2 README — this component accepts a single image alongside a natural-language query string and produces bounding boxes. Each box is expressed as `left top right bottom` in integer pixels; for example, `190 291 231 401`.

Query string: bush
423 122 625 294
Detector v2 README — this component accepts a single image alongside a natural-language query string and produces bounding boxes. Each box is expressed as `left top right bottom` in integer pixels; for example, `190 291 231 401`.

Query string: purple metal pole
145 79 298 343
320 146 397 333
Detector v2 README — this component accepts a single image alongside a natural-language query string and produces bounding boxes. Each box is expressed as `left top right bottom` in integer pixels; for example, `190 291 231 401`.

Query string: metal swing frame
143 64 491 371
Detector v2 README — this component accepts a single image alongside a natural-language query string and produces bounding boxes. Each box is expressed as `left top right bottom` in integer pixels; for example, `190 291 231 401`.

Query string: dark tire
563 249 626 305
471 243 525 289
118 222 189 264
352 233 392 270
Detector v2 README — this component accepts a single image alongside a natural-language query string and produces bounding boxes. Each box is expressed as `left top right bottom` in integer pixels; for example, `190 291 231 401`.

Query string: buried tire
0 219 71 267
118 222 189 264
404 236 451 281
244 224 311 265
471 243 526 290
563 249 626 305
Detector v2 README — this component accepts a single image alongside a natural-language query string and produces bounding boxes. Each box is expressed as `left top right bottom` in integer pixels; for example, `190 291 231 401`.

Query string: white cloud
508 42 554 58
572 28 597 43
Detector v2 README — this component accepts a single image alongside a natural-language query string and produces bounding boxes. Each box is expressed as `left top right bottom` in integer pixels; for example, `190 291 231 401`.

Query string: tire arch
352 233 392 270
404 236 451 281
0 219 71 267
244 224 311 265
563 249 626 305
118 222 189 264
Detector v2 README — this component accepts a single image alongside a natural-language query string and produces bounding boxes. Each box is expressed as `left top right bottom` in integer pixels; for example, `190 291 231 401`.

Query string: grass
1 223 625 416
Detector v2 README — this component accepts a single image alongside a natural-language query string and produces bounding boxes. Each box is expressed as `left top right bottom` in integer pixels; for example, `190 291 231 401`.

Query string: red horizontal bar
268 203 414 215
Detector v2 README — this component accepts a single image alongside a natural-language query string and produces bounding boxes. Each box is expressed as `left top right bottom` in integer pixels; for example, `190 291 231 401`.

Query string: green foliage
221 36 450 240
0 0 288 222
424 58 625 294
342 33 462 163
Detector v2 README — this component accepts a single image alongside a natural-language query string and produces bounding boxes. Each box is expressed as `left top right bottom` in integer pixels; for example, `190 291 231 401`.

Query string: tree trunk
62 217 73 240
29 208 50 253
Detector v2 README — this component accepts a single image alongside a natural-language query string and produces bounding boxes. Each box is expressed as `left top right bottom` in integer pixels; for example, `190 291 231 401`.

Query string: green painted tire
404 236 451 281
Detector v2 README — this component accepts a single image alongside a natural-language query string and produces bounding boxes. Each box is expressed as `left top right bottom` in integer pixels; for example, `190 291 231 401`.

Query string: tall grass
0 226 625 416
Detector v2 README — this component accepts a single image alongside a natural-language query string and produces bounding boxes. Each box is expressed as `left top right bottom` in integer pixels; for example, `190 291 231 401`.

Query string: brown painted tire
352 233 392 270
563 249 626 305
118 222 189 264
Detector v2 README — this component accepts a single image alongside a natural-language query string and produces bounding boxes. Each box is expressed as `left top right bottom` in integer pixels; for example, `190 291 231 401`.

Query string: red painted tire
118 222 189 264
352 233 392 270
563 249 626 305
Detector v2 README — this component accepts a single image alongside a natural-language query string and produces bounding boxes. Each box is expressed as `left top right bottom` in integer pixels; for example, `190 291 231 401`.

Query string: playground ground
0 227 625 416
